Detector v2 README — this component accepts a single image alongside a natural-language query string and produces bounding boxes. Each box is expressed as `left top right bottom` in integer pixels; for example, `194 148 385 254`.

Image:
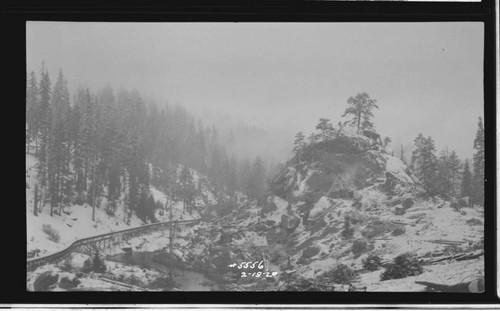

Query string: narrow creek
107 252 220 291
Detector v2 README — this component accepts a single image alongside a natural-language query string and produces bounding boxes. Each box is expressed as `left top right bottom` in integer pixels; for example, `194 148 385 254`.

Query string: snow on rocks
383 154 416 184
308 196 331 220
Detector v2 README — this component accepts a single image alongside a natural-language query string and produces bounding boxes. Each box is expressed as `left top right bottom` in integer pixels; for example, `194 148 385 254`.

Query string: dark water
107 252 220 291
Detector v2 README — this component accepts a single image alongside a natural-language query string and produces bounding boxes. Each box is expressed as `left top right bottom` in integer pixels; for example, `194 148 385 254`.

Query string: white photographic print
26 22 485 292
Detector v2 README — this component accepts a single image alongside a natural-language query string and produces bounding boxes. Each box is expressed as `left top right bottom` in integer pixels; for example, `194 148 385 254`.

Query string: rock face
266 227 288 245
261 200 278 215
271 136 418 207
184 132 483 292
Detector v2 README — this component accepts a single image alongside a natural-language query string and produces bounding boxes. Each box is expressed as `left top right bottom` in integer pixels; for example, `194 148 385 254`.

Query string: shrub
33 271 59 291
341 217 354 239
126 275 142 286
302 246 321 259
150 276 175 290
325 264 357 284
443 244 462 255
466 218 483 226
391 227 406 236
81 251 106 273
362 254 382 271
42 224 61 243
92 251 107 273
213 249 232 274
60 257 73 271
351 239 368 258
402 198 414 209
59 276 80 289
394 206 405 215
381 252 423 281
81 258 93 273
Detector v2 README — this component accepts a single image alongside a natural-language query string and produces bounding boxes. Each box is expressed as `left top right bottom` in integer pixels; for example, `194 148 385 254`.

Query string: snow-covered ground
26 138 485 292
358 257 484 291
26 153 215 258
26 154 147 257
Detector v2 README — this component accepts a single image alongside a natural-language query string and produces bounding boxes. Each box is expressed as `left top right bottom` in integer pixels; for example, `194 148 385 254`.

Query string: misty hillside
26 60 484 292
27 112 484 291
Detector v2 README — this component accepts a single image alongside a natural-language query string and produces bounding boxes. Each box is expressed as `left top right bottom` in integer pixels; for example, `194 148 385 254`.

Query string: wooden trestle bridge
26 218 202 272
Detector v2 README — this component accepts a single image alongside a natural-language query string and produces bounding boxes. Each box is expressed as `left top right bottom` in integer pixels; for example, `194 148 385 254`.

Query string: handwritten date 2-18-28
241 271 278 278
228 261 279 278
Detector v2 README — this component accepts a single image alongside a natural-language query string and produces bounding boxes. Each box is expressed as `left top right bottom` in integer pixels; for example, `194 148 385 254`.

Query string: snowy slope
27 154 147 257
26 153 219 258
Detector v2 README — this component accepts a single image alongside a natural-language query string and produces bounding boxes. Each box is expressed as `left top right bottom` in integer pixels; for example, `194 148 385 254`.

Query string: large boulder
212 249 232 274
261 201 278 215
280 214 301 234
266 227 288 245
301 246 321 259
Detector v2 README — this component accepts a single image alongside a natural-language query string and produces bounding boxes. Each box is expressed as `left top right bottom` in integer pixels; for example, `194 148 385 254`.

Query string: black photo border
2 0 497 306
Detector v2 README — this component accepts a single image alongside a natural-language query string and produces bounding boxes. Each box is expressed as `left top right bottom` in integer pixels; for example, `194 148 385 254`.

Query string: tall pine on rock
342 92 379 133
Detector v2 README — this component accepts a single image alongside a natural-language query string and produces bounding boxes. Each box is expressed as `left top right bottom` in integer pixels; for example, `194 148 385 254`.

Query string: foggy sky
26 22 484 160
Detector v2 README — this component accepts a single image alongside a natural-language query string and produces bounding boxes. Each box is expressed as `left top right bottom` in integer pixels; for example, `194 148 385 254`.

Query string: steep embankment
186 134 484 291
26 152 218 259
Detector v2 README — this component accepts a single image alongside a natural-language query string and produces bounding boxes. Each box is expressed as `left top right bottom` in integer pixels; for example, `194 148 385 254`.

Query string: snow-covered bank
26 152 215 258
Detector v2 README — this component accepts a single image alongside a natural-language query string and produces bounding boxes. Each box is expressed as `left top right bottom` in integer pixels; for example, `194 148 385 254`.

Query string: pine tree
178 165 195 215
48 69 71 216
410 134 425 172
73 87 95 204
239 158 252 196
400 145 407 165
337 121 345 137
461 159 473 198
447 151 462 197
26 71 39 154
37 62 52 207
412 134 438 194
293 131 306 162
96 84 121 215
342 92 379 133
308 132 319 145
247 157 267 199
472 117 485 206
315 118 334 141
226 154 239 196
436 149 453 197
25 65 268 223
384 136 392 147
422 137 439 194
